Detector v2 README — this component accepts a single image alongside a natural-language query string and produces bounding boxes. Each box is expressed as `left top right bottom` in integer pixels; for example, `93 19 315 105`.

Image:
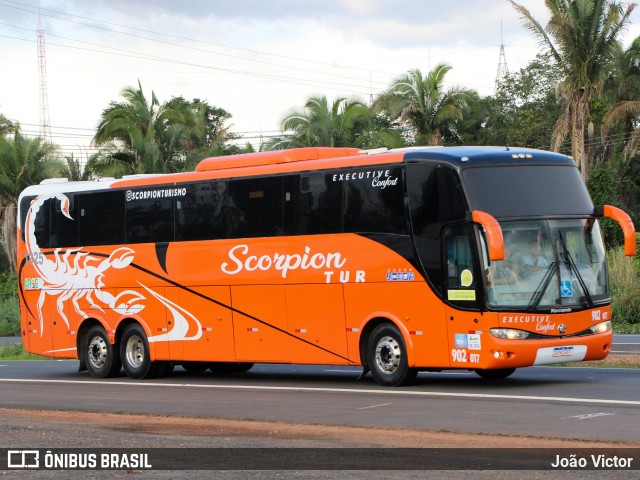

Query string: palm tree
601 36 640 160
92 80 191 175
0 129 64 271
0 112 14 135
268 95 402 150
372 64 473 146
510 0 635 182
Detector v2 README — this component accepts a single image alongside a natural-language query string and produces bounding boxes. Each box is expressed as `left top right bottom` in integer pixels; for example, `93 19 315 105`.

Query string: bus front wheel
84 325 121 378
367 324 418 387
120 324 160 379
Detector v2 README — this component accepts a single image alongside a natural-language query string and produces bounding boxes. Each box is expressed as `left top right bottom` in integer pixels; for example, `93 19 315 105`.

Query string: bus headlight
589 321 612 334
489 328 530 340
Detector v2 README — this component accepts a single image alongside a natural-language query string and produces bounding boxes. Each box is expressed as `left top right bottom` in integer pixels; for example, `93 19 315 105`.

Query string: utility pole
37 13 52 143
495 20 509 94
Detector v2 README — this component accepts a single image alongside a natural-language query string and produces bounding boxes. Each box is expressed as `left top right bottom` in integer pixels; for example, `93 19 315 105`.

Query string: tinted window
462 165 593 217
50 194 78 247
407 165 467 295
126 191 174 244
228 177 283 238
342 166 407 234
20 194 79 248
444 223 479 309
19 196 33 243
176 181 228 241
285 173 342 235
79 191 125 246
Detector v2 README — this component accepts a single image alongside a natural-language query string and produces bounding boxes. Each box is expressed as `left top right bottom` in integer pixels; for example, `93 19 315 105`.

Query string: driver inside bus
519 242 550 277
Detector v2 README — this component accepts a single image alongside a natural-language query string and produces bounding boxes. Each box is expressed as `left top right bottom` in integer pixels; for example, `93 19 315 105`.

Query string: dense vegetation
1 0 639 334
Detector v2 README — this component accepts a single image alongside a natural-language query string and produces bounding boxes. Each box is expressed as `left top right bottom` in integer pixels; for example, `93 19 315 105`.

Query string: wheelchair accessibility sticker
560 280 573 298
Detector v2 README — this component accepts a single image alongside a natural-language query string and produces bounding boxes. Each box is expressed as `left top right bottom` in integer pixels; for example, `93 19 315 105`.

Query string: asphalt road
0 360 639 445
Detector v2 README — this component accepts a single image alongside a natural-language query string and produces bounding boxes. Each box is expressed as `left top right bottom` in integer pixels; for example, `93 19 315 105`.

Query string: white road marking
0 378 639 406
562 412 616 420
358 403 392 410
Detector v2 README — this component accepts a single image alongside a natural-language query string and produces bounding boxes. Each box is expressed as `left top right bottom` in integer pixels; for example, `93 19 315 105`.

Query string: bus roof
403 146 576 170
20 146 577 198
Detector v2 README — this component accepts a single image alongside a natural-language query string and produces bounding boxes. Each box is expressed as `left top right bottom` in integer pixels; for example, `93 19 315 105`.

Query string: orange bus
16 146 636 386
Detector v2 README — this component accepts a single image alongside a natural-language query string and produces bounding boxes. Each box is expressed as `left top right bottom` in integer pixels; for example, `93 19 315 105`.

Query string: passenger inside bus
487 248 521 286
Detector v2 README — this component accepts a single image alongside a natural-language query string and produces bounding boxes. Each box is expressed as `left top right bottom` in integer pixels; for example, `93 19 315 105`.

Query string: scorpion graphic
25 193 146 336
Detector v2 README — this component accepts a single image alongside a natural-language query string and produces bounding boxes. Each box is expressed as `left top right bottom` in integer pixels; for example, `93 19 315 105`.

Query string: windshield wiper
558 232 594 309
528 261 558 312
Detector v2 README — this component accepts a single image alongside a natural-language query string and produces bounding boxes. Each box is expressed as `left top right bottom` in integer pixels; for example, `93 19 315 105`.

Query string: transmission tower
37 16 52 143
495 21 509 94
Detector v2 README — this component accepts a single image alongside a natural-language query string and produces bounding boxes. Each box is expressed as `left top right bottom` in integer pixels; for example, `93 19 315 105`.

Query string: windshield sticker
560 280 573 298
447 290 476 301
460 269 473 287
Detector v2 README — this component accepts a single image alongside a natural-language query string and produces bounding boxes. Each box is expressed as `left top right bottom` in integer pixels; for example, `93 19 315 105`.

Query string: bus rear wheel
120 324 160 379
367 324 418 386
84 325 121 378
474 368 516 379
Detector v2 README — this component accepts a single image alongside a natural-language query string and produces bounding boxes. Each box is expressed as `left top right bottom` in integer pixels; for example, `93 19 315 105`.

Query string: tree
0 129 64 271
372 64 473 146
0 112 14 135
459 54 563 148
91 82 236 176
510 0 635 182
268 95 401 150
601 36 640 160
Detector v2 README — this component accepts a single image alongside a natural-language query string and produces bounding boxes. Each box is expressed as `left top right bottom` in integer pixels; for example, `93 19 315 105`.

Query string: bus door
231 285 290 363
49 287 77 358
443 224 484 368
21 284 53 356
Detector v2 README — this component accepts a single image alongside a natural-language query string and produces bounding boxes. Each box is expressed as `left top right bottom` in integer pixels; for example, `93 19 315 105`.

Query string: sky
1 0 639 159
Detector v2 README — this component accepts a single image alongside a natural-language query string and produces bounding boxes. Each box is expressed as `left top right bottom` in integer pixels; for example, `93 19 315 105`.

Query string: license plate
553 346 574 357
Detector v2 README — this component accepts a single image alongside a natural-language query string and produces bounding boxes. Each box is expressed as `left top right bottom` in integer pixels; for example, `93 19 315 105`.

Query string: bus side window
444 224 479 308
286 173 342 235
175 181 228 241
343 166 407 235
32 197 51 248
228 177 284 238
50 193 78 247
79 191 125 247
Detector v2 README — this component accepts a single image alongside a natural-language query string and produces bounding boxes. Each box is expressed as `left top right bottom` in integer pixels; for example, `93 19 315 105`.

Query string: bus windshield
484 219 609 309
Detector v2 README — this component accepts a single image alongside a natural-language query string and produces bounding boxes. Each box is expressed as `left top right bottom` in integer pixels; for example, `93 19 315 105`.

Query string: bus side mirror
596 205 637 256
471 210 504 261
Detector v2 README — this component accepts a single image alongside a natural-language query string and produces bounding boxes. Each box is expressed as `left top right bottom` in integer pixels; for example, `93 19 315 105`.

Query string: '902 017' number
452 349 481 364
451 348 467 363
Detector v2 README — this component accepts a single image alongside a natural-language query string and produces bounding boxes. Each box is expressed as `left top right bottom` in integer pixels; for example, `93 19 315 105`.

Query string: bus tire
209 362 254 374
84 325 121 378
367 323 418 386
155 361 175 378
120 323 159 379
474 368 516 379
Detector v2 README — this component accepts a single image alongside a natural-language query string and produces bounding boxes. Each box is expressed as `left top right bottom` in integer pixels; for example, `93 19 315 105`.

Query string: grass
0 343 47 360
552 354 640 369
